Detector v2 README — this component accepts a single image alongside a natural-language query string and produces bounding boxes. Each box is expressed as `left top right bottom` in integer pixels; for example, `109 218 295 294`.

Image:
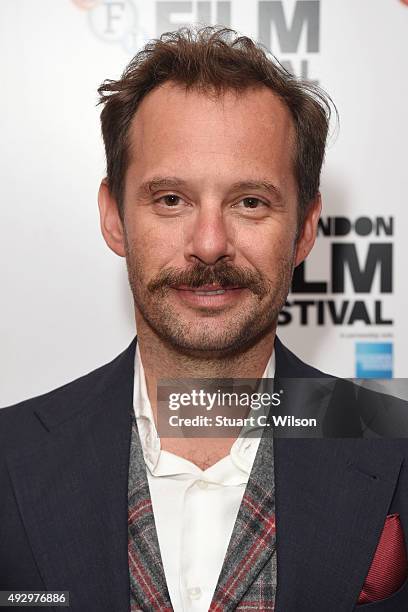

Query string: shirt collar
133 342 275 476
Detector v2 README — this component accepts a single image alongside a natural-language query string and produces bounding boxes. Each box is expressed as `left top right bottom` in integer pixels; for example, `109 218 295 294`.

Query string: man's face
100 82 320 355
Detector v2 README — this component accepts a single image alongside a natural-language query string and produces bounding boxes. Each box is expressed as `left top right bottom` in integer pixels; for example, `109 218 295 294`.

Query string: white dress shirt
133 344 275 612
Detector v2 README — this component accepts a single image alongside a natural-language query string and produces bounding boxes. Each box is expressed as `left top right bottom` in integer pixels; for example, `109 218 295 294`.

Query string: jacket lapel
273 337 404 611
211 337 404 611
5 338 168 612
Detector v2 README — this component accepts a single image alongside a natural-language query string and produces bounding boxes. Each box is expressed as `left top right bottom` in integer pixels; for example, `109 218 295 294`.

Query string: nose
184 205 235 266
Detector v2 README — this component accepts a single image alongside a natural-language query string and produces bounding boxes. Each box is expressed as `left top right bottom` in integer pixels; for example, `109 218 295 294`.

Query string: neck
135 314 276 414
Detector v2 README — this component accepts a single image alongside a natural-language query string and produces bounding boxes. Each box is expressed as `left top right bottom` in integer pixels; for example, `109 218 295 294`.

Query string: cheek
235 220 297 271
125 216 185 271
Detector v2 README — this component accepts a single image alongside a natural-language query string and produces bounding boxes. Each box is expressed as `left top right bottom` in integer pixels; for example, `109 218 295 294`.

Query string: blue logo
356 343 393 378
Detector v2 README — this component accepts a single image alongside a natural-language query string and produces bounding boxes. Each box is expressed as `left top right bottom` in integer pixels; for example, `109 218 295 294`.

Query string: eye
158 194 182 207
236 197 268 210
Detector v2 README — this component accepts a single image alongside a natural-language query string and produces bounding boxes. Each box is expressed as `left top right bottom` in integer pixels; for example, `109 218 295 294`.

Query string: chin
138 299 278 355
160 325 271 357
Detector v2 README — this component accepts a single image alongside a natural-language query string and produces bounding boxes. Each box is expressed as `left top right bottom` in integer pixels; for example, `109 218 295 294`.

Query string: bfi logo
73 0 320 80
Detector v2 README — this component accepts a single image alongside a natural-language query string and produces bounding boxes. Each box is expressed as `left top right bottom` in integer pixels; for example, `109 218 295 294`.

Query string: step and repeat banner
1 0 407 405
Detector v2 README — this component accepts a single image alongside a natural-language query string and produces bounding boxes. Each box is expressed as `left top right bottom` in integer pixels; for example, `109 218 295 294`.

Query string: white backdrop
1 0 407 406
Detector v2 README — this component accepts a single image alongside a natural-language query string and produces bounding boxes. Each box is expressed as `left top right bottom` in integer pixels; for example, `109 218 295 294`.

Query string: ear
98 179 126 257
294 193 322 267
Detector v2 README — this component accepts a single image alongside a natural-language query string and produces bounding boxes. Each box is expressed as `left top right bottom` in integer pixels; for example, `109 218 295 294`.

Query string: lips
175 284 241 293
171 283 246 308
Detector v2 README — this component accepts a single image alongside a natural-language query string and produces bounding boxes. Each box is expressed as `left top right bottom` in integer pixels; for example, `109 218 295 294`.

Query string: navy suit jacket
1 336 408 611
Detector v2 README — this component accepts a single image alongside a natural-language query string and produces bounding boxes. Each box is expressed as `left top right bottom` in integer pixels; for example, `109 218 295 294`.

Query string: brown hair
98 26 335 222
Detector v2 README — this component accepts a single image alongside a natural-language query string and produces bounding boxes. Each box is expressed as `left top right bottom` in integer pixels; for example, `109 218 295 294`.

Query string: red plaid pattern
210 435 277 611
128 418 173 611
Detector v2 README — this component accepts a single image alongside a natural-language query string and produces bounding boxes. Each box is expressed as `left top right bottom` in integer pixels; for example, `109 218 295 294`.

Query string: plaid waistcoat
128 411 277 611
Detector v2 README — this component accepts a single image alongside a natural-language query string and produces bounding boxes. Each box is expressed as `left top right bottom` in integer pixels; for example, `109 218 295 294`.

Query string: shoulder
274 336 408 442
0 338 137 452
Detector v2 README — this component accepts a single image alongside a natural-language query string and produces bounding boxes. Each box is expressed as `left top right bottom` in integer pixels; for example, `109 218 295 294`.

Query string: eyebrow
228 180 283 201
137 176 189 197
137 176 283 201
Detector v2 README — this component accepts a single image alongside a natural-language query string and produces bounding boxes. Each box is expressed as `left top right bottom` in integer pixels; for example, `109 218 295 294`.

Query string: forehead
127 81 296 178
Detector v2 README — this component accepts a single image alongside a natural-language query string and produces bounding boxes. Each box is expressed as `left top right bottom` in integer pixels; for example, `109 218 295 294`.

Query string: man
1 26 407 612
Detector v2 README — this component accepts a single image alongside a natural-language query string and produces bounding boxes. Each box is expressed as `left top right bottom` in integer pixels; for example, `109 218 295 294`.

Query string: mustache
147 261 270 297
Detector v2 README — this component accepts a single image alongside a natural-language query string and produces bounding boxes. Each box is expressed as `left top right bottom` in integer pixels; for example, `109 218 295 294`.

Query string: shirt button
197 480 208 489
187 587 202 600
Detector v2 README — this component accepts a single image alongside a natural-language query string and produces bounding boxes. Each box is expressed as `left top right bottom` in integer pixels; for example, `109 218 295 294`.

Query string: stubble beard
124 240 295 358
